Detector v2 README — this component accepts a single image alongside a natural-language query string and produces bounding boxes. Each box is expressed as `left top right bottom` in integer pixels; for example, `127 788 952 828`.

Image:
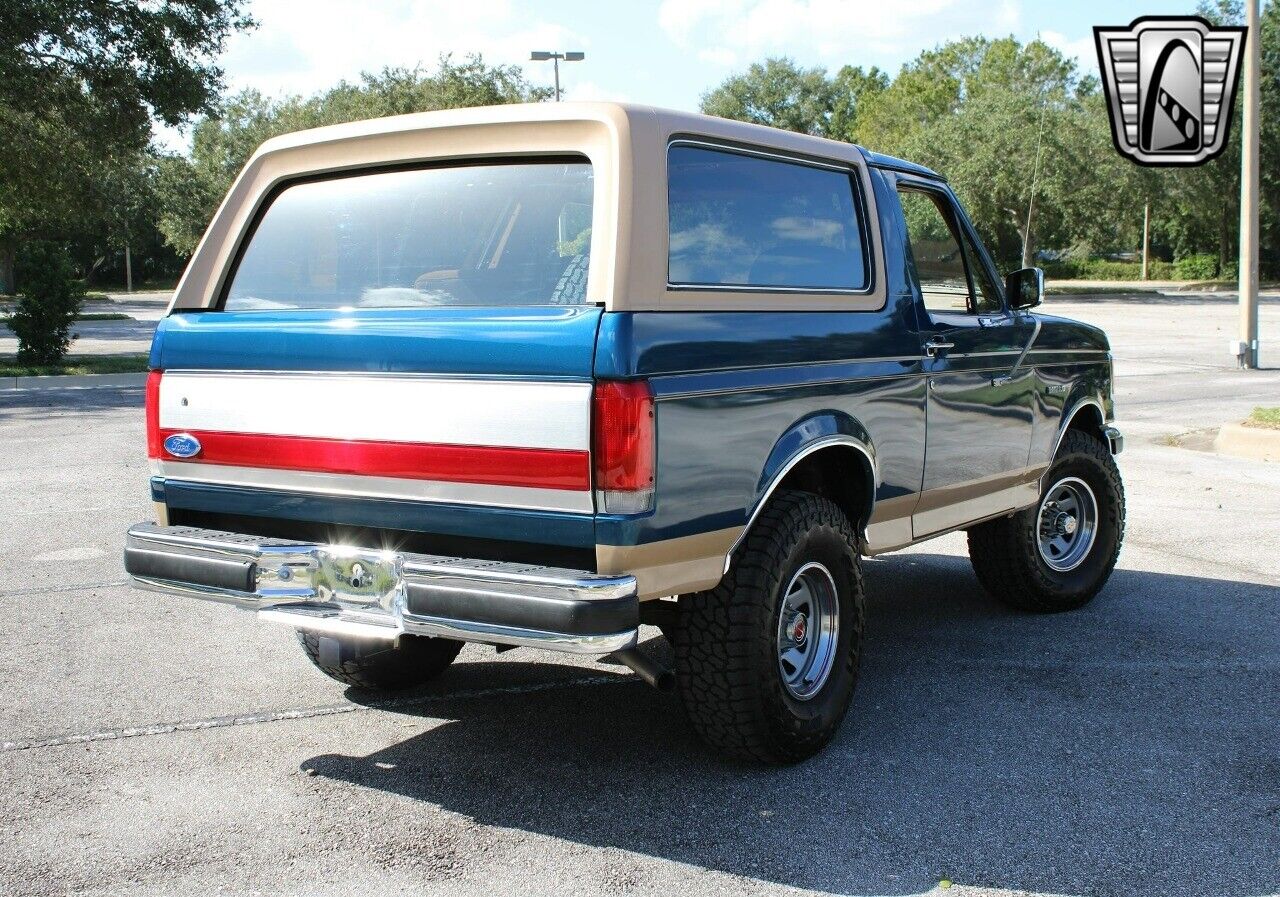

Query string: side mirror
1005 266 1044 310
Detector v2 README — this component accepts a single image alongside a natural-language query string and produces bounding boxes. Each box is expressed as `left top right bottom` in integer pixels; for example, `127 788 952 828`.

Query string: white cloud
1042 29 1101 76
560 80 632 104
697 47 739 67
220 0 589 99
153 0 589 152
657 0 1022 68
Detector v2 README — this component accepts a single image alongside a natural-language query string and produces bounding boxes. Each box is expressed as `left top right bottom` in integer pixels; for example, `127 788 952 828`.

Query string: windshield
223 160 594 310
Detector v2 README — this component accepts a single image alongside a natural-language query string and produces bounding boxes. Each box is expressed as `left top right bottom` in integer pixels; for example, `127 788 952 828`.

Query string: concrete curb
1214 422 1280 462
0 372 147 392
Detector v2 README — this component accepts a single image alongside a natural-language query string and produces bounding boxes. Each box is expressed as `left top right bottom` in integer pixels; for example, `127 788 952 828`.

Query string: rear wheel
671 490 865 764
968 429 1125 612
296 631 463 691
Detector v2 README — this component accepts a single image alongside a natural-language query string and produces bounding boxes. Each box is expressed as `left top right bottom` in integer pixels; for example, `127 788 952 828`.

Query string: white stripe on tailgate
158 371 591 450
151 460 594 513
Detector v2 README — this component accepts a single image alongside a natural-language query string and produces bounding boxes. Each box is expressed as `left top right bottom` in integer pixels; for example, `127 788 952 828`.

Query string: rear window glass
223 160 594 310
667 145 868 291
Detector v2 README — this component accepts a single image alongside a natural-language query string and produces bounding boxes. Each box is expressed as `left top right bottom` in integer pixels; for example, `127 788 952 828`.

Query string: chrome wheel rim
1036 477 1098 572
776 562 840 701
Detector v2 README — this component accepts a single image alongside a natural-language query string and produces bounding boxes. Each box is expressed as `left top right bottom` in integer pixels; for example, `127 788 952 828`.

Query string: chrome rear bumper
124 523 638 655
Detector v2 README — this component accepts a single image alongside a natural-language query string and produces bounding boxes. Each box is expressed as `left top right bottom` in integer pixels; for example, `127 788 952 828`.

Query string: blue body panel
592 307 926 548
151 306 602 380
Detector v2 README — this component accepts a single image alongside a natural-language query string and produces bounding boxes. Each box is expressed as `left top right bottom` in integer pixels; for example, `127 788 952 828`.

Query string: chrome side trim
1024 348 1111 356
723 435 877 573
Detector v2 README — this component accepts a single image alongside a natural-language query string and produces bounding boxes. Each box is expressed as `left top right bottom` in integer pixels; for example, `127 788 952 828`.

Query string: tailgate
148 306 602 516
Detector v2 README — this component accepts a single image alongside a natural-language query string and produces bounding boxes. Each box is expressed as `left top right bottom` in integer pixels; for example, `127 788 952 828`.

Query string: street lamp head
529 50 585 102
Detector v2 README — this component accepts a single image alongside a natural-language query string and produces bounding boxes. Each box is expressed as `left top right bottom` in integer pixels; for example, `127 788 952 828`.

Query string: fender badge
163 432 202 459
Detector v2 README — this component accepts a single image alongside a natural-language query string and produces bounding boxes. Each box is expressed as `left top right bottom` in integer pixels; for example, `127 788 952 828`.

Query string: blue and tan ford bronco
125 103 1125 762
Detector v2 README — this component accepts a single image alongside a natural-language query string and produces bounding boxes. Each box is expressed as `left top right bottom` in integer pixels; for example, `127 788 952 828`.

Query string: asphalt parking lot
1 296 1277 897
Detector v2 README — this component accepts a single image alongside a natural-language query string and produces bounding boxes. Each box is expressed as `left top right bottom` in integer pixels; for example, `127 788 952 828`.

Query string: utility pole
529 51 585 102
1141 203 1150 281
124 245 133 294
1237 0 1261 369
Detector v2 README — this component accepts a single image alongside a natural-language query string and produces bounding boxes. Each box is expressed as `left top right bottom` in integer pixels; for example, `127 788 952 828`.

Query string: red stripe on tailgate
156 429 590 491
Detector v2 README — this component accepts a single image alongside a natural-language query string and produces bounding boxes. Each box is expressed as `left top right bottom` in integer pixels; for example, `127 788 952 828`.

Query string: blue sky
159 0 1205 150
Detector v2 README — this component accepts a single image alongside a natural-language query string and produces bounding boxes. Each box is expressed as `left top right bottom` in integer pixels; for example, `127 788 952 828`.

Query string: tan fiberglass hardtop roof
172 102 927 313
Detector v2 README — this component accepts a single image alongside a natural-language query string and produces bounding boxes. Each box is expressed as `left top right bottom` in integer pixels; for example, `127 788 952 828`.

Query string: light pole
1237 0 1261 369
530 51 584 101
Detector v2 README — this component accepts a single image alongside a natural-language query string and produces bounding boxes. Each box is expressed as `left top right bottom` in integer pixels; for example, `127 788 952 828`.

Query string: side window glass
897 188 971 314
897 187 1001 316
958 225 1002 314
667 145 868 291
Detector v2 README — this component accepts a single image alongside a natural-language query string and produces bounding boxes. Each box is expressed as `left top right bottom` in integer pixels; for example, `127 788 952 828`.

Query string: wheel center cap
1056 513 1078 536
788 612 808 646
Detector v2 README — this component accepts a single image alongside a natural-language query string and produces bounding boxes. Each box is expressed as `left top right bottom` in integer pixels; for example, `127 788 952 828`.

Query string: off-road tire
671 490 865 764
296 631 463 690
968 430 1125 613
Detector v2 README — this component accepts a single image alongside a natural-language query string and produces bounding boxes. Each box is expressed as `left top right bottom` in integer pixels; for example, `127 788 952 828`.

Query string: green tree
702 38 1161 270
155 56 550 257
828 65 889 142
701 57 889 139
0 0 253 294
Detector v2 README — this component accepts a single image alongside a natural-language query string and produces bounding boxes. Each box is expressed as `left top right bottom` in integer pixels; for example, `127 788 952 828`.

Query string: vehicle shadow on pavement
303 552 1280 897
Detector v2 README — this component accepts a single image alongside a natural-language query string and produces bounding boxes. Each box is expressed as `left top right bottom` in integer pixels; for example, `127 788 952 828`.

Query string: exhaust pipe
607 647 675 692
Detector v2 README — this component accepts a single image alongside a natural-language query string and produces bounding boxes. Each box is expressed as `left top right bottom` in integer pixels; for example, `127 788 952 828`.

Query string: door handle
924 337 956 357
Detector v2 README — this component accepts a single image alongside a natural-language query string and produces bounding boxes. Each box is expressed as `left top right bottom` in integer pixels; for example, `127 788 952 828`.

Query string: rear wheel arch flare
727 420 878 571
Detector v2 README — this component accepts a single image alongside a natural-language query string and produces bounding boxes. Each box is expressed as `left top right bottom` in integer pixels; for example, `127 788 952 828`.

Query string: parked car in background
126 104 1125 763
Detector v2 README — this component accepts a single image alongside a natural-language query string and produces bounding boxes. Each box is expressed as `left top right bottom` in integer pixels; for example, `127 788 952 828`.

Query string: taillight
145 370 162 459
592 379 655 514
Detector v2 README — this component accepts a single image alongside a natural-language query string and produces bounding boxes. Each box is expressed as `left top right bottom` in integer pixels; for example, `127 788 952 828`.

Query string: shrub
9 243 85 365
1042 258 1174 281
1173 253 1219 281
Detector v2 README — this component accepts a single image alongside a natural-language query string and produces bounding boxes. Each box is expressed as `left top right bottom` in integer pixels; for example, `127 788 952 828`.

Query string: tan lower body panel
598 465 1055 595
152 501 170 526
911 465 1047 538
596 527 741 600
865 494 916 555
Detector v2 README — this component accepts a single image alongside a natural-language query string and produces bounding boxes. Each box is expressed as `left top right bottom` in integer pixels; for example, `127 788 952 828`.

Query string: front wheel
968 429 1125 612
671 490 865 764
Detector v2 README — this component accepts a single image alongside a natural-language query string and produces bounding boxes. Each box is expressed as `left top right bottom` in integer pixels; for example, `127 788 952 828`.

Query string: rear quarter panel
593 169 928 597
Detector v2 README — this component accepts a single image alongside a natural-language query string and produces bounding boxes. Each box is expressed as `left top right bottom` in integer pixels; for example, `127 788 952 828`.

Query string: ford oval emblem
163 432 202 459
